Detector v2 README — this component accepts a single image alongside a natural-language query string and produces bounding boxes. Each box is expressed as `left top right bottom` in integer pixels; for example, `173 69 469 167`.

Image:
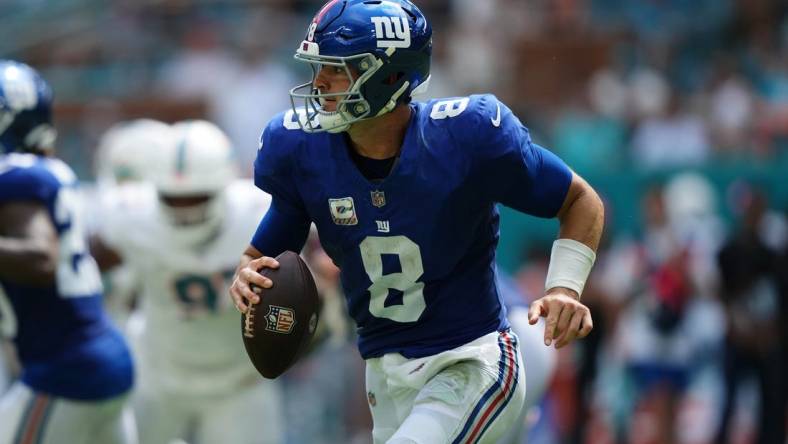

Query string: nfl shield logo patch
371 190 386 208
264 305 296 334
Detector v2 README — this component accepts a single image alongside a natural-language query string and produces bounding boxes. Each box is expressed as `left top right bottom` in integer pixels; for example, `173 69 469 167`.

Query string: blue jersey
0 153 133 400
253 95 572 359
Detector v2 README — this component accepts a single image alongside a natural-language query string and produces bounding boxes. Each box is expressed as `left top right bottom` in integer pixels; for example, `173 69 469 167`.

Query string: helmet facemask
290 52 384 133
157 192 225 248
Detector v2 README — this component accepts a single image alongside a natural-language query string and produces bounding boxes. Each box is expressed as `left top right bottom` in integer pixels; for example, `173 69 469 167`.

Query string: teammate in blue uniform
229 1 604 442
0 60 135 444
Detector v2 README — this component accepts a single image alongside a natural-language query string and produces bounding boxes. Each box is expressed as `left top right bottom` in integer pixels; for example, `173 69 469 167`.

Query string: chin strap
376 81 410 117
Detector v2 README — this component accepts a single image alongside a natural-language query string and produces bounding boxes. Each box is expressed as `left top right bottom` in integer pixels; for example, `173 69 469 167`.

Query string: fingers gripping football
230 256 279 313
528 292 593 349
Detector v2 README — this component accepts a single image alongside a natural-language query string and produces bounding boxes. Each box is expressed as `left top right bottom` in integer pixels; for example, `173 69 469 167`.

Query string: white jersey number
429 98 469 120
359 236 425 323
54 187 103 297
283 108 320 131
0 287 17 338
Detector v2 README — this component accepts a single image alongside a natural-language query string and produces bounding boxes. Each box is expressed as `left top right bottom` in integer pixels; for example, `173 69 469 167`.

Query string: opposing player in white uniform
93 120 284 444
87 118 173 324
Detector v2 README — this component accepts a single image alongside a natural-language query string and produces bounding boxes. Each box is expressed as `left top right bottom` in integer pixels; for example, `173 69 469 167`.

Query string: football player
92 120 284 444
229 1 604 443
87 118 173 324
0 60 136 444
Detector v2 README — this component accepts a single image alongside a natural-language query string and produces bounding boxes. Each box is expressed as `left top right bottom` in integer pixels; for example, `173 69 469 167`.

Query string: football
241 251 320 379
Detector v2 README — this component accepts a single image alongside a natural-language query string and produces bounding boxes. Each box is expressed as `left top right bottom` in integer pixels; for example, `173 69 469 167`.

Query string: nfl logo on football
265 305 296 334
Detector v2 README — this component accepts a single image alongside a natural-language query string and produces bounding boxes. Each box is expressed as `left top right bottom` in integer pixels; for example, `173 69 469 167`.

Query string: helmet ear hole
383 72 404 85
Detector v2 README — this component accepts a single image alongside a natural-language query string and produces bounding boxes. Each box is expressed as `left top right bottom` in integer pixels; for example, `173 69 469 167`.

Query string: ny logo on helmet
371 16 410 48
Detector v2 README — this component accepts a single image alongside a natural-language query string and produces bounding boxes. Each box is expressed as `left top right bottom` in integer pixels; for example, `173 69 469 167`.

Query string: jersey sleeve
0 164 61 206
470 95 572 218
251 114 311 255
253 115 309 218
250 197 311 257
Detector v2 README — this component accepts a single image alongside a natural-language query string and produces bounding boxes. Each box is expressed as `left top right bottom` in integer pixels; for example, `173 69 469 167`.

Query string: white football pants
366 329 526 444
0 382 137 444
133 378 283 444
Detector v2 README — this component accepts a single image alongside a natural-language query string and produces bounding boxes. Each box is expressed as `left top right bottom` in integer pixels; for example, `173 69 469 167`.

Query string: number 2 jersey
96 180 271 395
253 94 573 359
0 153 133 400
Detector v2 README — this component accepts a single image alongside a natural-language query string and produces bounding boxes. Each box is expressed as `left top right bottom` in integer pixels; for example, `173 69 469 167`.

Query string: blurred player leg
0 344 10 394
0 383 29 444
133 385 190 444
198 379 284 444
0 382 136 444
368 330 525 444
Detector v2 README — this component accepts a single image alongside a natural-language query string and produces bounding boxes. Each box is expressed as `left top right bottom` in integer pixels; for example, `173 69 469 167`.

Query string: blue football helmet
0 60 56 153
290 0 432 133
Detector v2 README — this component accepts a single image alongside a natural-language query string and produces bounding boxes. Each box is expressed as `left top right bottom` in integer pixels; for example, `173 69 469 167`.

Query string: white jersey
97 180 270 395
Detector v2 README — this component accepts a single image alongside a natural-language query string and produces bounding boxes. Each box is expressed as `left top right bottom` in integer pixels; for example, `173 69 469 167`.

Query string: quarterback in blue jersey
230 1 604 443
0 60 135 444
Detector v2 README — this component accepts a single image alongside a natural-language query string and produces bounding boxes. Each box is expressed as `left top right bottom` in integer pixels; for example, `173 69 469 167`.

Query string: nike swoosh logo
491 103 501 127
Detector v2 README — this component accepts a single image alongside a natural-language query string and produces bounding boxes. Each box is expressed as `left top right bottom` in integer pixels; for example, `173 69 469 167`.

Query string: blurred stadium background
1 0 786 443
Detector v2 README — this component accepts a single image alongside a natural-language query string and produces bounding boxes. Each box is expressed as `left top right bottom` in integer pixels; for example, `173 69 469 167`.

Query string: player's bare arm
0 201 59 285
88 235 124 272
230 244 279 313
528 171 604 348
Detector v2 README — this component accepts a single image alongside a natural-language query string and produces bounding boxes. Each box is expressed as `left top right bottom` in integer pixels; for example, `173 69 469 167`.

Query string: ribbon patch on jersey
265 305 296 334
329 197 358 226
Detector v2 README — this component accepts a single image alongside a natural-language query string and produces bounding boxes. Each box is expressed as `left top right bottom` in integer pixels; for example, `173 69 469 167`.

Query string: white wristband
544 238 596 298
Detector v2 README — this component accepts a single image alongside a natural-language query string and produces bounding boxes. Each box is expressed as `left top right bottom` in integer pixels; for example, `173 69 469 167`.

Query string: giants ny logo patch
265 305 296 334
371 16 410 48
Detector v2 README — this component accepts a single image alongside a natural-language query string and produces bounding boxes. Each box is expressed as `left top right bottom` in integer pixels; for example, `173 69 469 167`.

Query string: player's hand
229 256 280 314
528 288 593 349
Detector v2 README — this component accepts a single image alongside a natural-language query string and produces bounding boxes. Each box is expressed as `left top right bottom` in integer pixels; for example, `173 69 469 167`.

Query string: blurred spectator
706 61 756 156
714 184 787 444
155 15 296 176
209 9 296 175
614 176 725 444
631 88 712 170
550 78 627 175
156 19 241 103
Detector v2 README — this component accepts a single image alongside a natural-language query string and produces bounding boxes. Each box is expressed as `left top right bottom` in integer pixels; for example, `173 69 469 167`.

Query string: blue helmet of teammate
290 0 432 133
0 60 57 154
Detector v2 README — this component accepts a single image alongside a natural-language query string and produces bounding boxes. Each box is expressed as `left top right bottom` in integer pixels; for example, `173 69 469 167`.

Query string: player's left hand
528 289 593 349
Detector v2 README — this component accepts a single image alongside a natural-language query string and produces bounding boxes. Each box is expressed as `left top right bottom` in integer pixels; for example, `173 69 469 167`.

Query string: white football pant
366 329 526 444
134 378 283 444
0 382 137 444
